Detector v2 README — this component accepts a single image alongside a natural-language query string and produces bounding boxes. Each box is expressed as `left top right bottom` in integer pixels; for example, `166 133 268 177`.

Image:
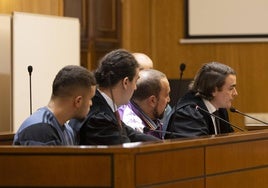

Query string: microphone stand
27 65 33 115
178 63 186 98
196 105 246 132
230 107 268 125
179 63 186 81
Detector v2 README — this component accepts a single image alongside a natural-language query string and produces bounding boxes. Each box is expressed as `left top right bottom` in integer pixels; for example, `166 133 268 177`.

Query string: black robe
165 91 234 139
79 90 160 145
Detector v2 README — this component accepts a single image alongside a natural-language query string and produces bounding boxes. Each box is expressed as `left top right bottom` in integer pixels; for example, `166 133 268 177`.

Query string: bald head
132 69 167 101
132 53 153 70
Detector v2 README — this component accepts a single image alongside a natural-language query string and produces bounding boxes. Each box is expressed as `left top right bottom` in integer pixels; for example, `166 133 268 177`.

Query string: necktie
114 110 122 128
114 110 123 143
213 110 221 134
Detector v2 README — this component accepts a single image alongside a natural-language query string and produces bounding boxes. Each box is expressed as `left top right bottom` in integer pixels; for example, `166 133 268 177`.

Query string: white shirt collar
202 99 217 114
202 99 218 134
98 89 118 112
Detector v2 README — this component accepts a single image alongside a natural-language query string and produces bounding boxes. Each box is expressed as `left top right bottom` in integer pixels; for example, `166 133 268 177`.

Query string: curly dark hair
95 49 139 88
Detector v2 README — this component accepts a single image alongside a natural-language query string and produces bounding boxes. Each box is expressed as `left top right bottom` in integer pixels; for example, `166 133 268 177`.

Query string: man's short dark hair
95 49 139 88
52 65 96 97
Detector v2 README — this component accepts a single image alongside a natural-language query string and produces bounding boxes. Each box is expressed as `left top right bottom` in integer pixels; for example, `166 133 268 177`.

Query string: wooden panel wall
135 147 204 187
0 153 112 187
89 0 122 70
121 0 268 128
0 15 11 132
205 137 268 188
0 0 63 15
121 0 152 55
64 0 122 70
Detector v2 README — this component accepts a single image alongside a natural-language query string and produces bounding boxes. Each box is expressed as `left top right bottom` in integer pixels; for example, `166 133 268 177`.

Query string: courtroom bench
1 130 268 187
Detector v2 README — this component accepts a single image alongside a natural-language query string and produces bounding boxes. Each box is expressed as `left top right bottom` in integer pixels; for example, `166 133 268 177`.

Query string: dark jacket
165 91 234 139
14 123 62 145
79 90 160 145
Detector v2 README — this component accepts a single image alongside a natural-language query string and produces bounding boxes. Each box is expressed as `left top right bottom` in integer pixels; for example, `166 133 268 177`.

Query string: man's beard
152 106 164 120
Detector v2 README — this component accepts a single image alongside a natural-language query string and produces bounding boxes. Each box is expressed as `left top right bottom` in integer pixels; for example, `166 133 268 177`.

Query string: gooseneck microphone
195 105 246 132
27 65 33 76
27 65 33 115
230 107 268 125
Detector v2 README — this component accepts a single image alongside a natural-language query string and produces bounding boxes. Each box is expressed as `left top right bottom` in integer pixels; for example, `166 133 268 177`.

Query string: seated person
120 69 170 139
118 52 172 126
13 65 96 145
165 62 237 139
132 52 153 70
78 49 160 145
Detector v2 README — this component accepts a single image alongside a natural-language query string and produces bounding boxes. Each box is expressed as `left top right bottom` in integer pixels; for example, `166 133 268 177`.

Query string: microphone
195 105 246 132
230 107 268 125
178 63 186 101
27 65 33 76
179 63 186 80
27 65 33 115
143 126 183 138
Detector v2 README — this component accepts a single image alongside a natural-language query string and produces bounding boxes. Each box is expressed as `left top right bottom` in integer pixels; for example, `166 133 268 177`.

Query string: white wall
12 12 80 132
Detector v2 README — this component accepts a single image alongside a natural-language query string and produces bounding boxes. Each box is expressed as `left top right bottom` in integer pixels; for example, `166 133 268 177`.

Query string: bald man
132 53 153 70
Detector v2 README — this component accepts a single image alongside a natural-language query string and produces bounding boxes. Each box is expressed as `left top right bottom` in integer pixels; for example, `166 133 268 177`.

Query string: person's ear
122 77 129 89
212 87 219 97
74 96 82 108
148 95 157 107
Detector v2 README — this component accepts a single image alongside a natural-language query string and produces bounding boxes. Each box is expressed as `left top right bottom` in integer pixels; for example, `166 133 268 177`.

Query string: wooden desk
244 113 268 130
1 130 268 187
245 123 268 130
0 132 14 145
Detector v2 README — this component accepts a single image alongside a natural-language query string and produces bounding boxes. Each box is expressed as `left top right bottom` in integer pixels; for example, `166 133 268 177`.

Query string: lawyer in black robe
165 62 238 139
80 90 159 145
165 91 234 139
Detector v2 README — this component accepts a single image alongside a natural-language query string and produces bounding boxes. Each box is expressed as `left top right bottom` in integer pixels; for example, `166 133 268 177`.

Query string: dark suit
79 90 160 145
165 91 234 139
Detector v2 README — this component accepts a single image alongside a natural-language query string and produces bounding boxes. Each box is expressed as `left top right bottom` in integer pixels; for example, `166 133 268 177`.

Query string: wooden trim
0 132 14 145
2 130 268 187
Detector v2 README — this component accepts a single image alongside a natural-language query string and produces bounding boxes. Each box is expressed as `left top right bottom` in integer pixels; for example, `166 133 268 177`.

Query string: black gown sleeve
165 105 209 139
79 111 160 145
124 124 160 142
